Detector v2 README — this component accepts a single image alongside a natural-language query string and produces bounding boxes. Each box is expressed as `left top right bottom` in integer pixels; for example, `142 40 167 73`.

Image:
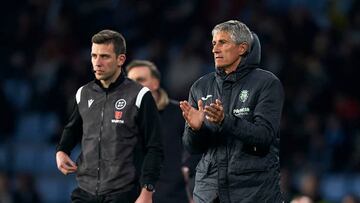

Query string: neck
101 69 121 88
223 58 241 74
152 90 160 104
224 66 237 74
153 88 169 110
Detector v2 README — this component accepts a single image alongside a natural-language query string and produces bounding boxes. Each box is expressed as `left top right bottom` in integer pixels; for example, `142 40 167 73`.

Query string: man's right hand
179 100 205 131
56 151 77 175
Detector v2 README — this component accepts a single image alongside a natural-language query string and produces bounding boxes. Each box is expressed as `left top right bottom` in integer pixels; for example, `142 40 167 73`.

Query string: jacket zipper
96 91 107 195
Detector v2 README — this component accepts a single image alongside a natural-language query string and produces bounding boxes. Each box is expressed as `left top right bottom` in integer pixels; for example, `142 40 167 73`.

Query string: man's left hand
204 99 224 125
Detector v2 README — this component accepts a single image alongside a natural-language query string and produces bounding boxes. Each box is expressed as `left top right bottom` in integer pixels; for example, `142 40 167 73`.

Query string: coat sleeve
137 92 164 186
56 98 83 155
219 78 284 149
182 85 218 154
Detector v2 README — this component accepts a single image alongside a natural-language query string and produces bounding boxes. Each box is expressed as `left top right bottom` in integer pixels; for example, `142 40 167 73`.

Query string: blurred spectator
297 171 326 203
13 173 42 203
0 172 13 203
0 88 15 140
2 0 360 202
281 168 298 202
291 195 314 203
165 39 204 100
341 194 360 203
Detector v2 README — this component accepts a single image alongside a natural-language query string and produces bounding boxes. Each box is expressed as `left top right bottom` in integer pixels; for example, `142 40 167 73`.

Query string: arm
136 92 164 202
56 99 83 175
219 79 284 148
181 87 217 154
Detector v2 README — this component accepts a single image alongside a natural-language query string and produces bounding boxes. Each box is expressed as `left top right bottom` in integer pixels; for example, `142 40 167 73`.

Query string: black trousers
71 187 139 203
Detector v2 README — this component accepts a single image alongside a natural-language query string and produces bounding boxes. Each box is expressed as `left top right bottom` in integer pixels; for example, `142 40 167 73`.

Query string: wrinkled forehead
212 31 234 41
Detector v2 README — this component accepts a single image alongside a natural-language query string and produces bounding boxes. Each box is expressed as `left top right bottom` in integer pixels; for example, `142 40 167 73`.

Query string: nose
92 57 101 68
212 44 220 54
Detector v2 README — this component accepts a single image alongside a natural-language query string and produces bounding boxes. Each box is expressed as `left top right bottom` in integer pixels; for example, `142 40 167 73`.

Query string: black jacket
153 98 188 203
57 72 163 195
183 36 284 202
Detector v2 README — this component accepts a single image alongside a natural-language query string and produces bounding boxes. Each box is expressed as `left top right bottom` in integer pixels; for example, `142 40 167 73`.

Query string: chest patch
233 107 250 116
239 90 249 103
115 99 126 110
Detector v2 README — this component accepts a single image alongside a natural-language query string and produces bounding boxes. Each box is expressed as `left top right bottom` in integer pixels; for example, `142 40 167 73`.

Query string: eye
219 40 226 44
137 77 145 82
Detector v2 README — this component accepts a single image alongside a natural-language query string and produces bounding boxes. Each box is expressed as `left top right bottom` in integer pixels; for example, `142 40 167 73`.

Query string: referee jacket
57 72 163 195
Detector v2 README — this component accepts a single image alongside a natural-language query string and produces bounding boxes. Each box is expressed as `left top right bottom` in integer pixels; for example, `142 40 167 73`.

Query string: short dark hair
125 60 161 81
91 29 126 55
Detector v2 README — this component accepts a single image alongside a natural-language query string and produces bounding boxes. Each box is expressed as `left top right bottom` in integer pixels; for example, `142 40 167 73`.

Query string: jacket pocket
229 158 268 174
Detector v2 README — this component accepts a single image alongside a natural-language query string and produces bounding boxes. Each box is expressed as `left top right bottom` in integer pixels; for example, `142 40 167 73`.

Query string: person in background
126 60 199 203
180 20 284 202
291 195 314 203
56 30 163 203
13 173 42 203
0 172 14 203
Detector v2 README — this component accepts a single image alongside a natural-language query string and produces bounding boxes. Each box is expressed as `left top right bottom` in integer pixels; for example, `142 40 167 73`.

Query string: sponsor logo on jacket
112 99 126 123
233 107 250 116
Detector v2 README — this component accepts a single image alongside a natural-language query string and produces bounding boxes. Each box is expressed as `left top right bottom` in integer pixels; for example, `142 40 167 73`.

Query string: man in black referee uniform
56 29 163 203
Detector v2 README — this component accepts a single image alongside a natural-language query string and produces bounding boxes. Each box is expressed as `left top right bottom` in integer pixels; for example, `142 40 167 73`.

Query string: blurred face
91 43 125 87
212 31 248 73
127 66 159 91
291 196 313 203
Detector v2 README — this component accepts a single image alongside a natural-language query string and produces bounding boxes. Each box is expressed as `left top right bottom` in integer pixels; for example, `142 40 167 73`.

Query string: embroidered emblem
114 111 122 120
115 99 126 110
239 90 249 103
201 95 213 101
88 99 94 108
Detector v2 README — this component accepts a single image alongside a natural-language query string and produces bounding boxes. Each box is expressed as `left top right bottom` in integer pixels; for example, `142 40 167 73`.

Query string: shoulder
118 78 150 98
250 68 284 94
75 81 94 104
191 72 216 90
122 77 144 91
251 68 281 82
248 68 283 89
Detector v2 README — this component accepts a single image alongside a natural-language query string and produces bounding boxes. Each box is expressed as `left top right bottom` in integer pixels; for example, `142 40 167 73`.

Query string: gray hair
212 20 253 46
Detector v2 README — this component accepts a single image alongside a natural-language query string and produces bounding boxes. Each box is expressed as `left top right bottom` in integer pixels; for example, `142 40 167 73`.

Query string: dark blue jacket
183 34 284 202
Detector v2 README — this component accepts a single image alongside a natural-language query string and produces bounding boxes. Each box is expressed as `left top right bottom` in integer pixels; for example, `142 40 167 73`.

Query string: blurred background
0 0 360 202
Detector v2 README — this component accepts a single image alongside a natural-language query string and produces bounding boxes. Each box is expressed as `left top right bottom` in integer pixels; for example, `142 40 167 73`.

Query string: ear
238 43 250 56
117 54 126 67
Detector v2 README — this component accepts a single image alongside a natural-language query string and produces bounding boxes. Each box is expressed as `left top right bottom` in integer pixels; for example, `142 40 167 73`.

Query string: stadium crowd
1 0 360 202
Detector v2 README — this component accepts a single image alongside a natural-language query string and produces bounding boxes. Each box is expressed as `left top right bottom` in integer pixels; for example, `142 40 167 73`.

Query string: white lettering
111 119 124 124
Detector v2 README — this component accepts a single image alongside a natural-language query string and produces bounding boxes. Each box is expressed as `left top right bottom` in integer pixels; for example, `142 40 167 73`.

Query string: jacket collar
215 57 255 84
94 70 126 91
